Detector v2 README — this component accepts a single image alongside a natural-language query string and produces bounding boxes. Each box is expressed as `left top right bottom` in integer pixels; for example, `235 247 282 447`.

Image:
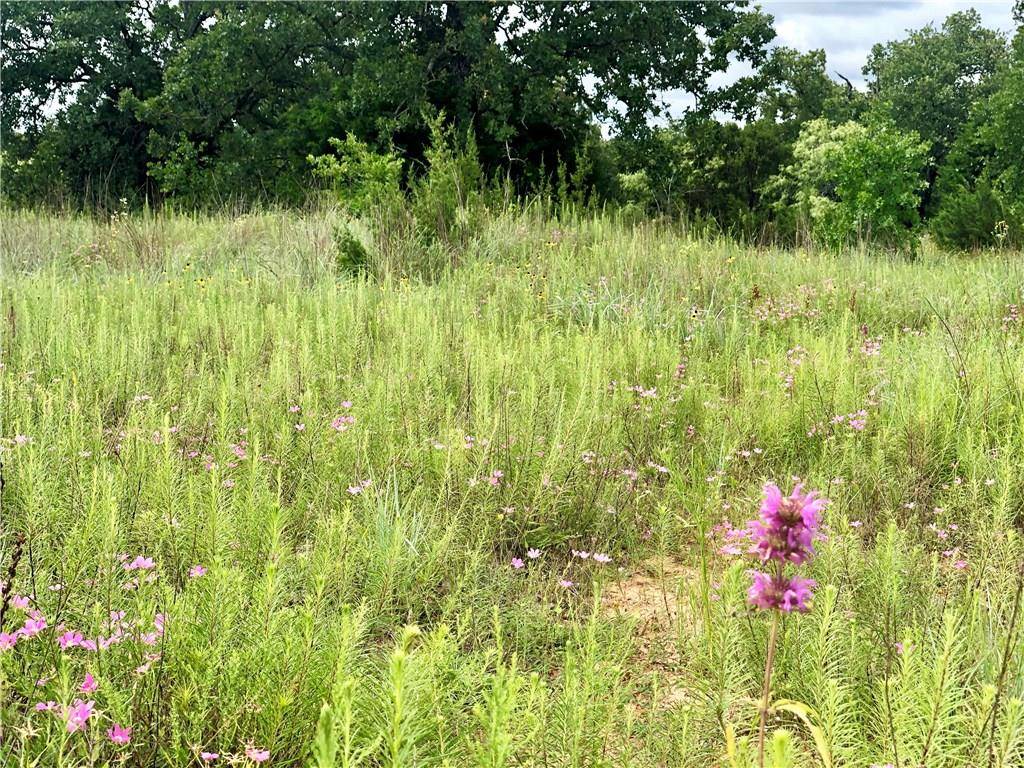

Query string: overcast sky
660 0 1018 120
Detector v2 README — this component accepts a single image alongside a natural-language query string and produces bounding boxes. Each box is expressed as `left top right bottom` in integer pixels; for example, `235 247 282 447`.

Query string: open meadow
2 208 1024 767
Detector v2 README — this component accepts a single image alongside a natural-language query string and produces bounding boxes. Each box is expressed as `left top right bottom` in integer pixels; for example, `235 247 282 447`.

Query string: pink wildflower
747 571 816 613
331 414 356 431
80 673 98 693
526 548 542 559
124 555 155 571
200 751 220 762
511 558 525 570
245 746 270 763
107 723 132 745
18 616 47 638
65 699 95 732
0 632 16 651
189 564 208 578
592 553 612 564
747 483 826 565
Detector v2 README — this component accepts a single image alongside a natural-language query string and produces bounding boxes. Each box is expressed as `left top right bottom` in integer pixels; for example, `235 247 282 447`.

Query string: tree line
2 1 1023 249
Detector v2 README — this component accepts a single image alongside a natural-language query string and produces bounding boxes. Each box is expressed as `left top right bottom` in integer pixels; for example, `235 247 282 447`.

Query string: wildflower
108 723 132 745
18 616 47 638
559 579 574 588
592 553 612 564
201 753 220 762
245 746 270 763
571 550 590 560
80 673 98 693
294 423 305 431
189 564 208 578
65 699 95 733
526 548 542 559
488 469 504 486
747 572 816 613
14 434 31 446
11 594 29 610
124 555 155 571
953 559 968 570
747 483 826 565
347 479 372 495
849 520 863 528
511 558 525 570
331 414 356 431
36 700 59 711
222 479 236 489
288 405 301 413
0 632 16 651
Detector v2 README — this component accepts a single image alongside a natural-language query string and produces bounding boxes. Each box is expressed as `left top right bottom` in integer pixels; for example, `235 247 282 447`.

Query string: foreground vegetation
2 208 1024 767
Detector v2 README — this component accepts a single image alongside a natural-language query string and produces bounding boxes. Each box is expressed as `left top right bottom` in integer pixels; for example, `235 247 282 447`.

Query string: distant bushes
770 118 929 250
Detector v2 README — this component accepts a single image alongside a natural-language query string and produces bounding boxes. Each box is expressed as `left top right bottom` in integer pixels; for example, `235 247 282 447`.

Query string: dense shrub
770 118 929 250
931 179 1015 250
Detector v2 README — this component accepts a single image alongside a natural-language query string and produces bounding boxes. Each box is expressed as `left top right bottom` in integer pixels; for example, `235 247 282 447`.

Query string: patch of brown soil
602 557 697 709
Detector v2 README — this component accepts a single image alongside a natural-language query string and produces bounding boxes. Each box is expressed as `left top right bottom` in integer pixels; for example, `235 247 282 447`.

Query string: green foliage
4 208 1024 765
311 137 404 216
1 1 773 208
771 118 928 249
408 119 486 251
332 223 372 276
930 179 1017 250
864 10 1009 211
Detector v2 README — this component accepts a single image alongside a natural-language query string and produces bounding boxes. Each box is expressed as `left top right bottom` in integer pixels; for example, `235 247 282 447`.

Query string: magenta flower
200 752 219 762
58 630 81 651
108 722 133 745
189 564 208 578
511 558 525 570
124 555 155 571
18 616 47 638
0 632 16 651
747 571 816 613
80 673 98 693
245 745 270 763
65 699 95 732
747 483 826 564
331 414 356 431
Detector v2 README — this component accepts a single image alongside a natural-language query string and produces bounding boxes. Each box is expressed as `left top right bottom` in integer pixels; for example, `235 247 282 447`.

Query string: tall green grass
1 207 1022 766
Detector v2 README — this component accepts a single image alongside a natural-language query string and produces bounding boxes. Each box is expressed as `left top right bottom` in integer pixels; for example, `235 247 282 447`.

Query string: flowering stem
757 608 780 768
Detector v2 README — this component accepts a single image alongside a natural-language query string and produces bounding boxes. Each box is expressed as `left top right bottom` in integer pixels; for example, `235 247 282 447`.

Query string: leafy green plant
770 117 929 250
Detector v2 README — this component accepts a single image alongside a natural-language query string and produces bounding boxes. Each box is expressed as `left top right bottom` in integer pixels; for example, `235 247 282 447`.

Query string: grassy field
2 208 1024 767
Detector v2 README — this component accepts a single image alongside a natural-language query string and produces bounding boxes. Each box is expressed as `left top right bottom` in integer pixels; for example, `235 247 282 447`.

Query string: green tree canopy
2 1 775 207
863 10 1008 211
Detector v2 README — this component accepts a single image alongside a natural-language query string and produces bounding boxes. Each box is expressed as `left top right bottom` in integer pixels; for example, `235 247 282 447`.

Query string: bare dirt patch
602 557 697 708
